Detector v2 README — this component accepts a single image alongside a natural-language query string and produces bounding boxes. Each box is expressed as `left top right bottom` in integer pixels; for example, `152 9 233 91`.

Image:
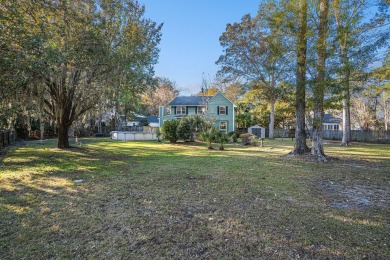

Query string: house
159 93 236 132
322 114 342 130
127 116 160 128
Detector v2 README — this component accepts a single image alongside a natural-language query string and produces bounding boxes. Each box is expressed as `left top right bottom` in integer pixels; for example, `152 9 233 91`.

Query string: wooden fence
271 129 390 144
323 130 390 144
0 130 17 148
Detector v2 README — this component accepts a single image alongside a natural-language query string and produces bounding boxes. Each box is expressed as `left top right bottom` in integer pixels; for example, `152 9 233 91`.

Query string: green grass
1 138 389 259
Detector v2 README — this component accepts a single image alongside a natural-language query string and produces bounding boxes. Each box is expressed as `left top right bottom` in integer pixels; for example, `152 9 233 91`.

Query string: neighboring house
127 116 160 128
159 93 236 132
322 114 342 130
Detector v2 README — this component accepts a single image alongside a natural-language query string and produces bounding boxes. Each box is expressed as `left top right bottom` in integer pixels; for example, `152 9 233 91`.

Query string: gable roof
322 114 341 124
169 96 212 106
208 92 235 106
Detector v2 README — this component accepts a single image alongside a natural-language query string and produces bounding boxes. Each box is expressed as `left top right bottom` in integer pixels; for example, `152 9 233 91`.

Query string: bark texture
269 101 275 139
340 46 352 146
311 0 329 162
293 0 310 154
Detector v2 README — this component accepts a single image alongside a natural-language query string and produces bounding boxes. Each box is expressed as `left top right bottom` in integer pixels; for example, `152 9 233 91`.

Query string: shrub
161 120 179 143
156 128 161 142
177 118 193 142
240 133 255 145
200 128 218 149
216 131 229 150
228 130 240 142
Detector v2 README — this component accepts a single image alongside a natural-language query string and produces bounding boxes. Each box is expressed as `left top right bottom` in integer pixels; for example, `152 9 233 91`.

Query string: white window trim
176 106 186 115
198 106 206 115
219 121 227 131
219 106 226 115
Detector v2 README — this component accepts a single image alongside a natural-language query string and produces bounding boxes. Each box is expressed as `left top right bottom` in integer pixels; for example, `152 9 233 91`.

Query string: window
219 106 226 115
166 107 171 115
220 121 227 131
176 106 186 115
197 106 206 115
334 125 339 130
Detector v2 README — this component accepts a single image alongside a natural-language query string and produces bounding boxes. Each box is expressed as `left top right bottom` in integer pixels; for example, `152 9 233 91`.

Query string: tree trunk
384 99 389 131
26 114 32 138
292 0 310 155
311 0 329 162
339 43 352 146
269 101 275 139
40 121 45 141
57 124 70 148
341 90 351 146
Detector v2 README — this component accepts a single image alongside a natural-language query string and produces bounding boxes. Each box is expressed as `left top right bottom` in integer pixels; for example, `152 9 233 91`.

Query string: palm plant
217 131 230 150
200 128 217 150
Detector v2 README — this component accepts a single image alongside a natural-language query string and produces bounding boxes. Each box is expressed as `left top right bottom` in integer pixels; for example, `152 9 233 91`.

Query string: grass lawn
1 138 389 259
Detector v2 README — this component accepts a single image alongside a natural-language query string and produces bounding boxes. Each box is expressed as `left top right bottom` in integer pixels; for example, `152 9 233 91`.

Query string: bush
216 131 229 150
156 128 162 142
177 118 193 142
161 120 179 143
228 130 240 142
240 133 255 145
200 128 218 149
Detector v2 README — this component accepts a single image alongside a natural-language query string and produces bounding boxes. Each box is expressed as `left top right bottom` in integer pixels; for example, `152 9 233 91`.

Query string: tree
209 77 245 103
292 0 311 154
223 82 244 103
331 0 389 145
140 77 179 116
0 0 162 148
370 49 390 130
311 0 330 161
216 2 294 139
235 103 252 129
240 82 294 126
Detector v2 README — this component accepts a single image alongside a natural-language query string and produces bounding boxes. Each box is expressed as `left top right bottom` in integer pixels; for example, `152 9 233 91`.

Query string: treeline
214 0 389 161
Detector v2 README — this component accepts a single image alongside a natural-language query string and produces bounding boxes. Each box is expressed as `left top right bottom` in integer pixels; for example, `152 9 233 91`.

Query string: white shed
248 125 265 139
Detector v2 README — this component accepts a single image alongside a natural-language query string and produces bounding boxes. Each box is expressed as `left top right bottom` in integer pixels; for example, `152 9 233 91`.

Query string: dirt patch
317 180 390 210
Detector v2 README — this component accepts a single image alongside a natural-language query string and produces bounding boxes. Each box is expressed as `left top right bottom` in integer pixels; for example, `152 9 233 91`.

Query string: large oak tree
0 0 161 148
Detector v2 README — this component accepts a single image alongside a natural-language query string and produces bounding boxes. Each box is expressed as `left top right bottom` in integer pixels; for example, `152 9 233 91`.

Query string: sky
138 0 260 95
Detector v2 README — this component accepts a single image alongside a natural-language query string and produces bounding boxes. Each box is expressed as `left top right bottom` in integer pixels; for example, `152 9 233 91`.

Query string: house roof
168 96 212 106
136 116 159 123
208 92 236 106
322 114 341 124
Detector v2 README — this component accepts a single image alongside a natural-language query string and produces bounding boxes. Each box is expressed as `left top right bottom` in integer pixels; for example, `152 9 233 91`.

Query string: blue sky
139 1 260 95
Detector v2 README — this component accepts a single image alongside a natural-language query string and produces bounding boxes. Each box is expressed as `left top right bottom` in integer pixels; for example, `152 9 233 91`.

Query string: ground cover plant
0 138 389 259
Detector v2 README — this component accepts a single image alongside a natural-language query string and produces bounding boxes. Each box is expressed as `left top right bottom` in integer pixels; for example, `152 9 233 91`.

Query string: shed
248 125 265 139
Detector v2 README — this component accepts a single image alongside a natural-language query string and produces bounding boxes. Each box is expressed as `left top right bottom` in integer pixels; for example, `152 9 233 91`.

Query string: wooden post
260 138 264 147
